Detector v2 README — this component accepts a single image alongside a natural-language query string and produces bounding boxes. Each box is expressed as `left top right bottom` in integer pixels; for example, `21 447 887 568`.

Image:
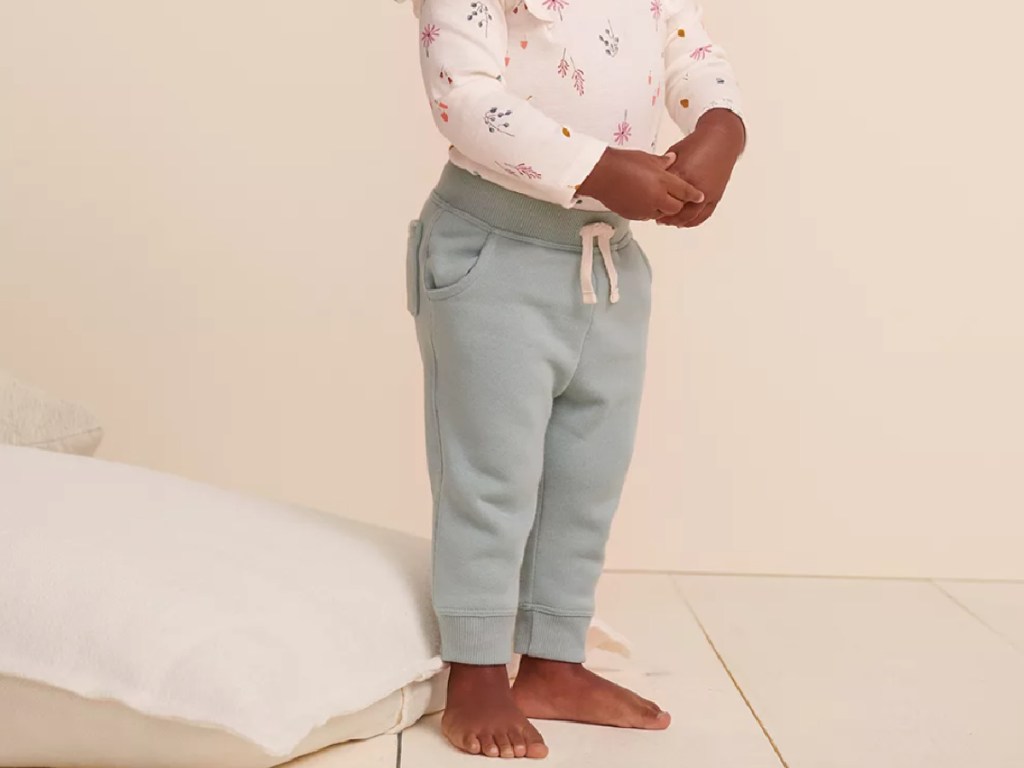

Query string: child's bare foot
511 656 671 730
442 663 550 759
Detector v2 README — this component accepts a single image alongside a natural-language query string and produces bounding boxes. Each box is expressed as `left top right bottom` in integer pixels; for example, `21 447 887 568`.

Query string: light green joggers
407 164 652 665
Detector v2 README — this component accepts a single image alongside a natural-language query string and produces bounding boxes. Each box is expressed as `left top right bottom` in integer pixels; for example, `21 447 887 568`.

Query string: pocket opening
406 219 424 316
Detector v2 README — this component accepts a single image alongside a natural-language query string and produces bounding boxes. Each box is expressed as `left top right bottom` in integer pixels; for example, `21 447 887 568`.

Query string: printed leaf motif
572 64 585 96
556 50 585 96
468 2 493 36
557 50 570 78
600 21 620 57
484 106 515 136
498 162 543 180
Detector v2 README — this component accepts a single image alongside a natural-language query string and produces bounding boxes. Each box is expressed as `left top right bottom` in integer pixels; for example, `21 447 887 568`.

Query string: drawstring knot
579 222 620 305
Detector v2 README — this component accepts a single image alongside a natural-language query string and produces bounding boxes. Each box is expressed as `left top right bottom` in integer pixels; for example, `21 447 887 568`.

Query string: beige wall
2 1 1022 579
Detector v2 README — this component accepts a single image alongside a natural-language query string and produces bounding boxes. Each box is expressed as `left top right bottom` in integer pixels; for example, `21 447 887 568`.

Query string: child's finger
661 152 677 168
666 175 705 204
658 194 685 217
687 201 718 228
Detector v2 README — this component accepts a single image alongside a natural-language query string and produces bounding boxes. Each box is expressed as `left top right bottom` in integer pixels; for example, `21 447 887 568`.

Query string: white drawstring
579 222 620 305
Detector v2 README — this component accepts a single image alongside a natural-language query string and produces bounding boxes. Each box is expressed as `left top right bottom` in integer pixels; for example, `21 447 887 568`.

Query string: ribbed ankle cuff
437 614 516 665
513 608 591 663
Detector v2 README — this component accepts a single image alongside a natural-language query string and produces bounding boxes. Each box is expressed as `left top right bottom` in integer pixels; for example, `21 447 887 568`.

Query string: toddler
403 0 745 758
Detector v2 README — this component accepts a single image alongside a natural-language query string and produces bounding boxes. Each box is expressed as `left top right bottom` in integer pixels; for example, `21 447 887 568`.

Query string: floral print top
406 0 743 208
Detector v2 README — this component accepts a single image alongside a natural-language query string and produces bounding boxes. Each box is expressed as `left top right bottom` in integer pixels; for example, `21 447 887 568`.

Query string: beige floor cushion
0 370 103 455
0 674 445 768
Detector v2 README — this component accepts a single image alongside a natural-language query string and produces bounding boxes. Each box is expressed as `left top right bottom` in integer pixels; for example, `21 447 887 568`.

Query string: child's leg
412 192 595 758
511 240 670 729
514 247 650 660
415 204 586 665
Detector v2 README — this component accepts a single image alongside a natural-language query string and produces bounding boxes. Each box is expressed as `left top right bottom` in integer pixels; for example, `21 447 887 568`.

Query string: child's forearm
695 108 746 153
663 1 744 138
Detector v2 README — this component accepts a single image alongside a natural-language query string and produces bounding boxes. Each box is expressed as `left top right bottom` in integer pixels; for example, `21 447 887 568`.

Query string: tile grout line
396 732 403 768
670 578 791 768
605 568 1024 585
930 580 1023 655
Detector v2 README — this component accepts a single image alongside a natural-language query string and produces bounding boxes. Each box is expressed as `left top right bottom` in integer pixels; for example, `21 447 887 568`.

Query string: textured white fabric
0 674 446 768
412 0 744 207
0 444 445 756
0 370 103 455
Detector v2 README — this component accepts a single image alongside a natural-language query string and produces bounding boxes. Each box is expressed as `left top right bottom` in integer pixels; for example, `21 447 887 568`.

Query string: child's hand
579 148 705 221
658 110 745 229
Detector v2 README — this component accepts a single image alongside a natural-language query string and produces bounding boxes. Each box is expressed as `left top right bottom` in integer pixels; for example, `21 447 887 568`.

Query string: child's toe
495 732 515 758
510 728 529 757
524 726 549 759
481 735 501 757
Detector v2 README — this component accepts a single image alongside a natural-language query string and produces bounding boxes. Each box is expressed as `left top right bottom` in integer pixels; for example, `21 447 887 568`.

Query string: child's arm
658 1 746 228
663 1 745 143
417 0 701 217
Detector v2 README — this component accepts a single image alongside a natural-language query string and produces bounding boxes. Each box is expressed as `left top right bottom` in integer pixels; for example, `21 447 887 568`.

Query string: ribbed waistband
431 163 630 249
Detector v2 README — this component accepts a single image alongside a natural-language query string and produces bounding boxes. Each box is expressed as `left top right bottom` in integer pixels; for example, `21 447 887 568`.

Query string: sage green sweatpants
407 165 652 665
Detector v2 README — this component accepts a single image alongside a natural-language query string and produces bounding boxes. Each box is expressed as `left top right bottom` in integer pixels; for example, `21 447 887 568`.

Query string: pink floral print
557 50 585 96
690 45 713 61
613 111 632 146
543 0 569 21
420 24 440 57
557 52 570 78
497 162 543 180
413 0 744 205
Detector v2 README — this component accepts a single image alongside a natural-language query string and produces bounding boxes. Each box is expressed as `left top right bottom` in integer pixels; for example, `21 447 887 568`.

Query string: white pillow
0 444 445 758
0 370 103 455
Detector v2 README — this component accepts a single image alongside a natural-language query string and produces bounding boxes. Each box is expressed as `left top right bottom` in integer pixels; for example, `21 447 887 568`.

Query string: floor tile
401 574 781 767
937 580 1024 652
678 575 1024 768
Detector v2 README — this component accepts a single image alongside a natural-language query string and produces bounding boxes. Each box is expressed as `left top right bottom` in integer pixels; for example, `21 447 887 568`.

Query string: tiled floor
293 574 1024 768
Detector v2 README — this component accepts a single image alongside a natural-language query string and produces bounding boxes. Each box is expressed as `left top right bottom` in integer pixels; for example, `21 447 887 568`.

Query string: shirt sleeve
417 0 608 207
663 1 745 137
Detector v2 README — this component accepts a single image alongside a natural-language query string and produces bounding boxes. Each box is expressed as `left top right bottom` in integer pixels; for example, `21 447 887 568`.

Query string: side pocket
422 211 496 302
406 219 424 316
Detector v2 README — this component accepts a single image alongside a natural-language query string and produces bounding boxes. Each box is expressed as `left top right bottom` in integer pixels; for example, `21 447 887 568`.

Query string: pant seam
521 306 596 655
522 469 546 621
555 304 597 399
436 609 518 618
427 309 445 593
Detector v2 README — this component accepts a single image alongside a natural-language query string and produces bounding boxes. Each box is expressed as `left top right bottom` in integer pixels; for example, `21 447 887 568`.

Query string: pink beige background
2 1 1022 578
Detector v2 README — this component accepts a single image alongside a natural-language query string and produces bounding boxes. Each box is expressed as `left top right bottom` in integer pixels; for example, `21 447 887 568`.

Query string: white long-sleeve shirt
407 0 743 209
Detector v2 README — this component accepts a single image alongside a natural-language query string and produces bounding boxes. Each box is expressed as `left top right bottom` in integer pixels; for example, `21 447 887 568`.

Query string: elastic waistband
431 163 630 249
